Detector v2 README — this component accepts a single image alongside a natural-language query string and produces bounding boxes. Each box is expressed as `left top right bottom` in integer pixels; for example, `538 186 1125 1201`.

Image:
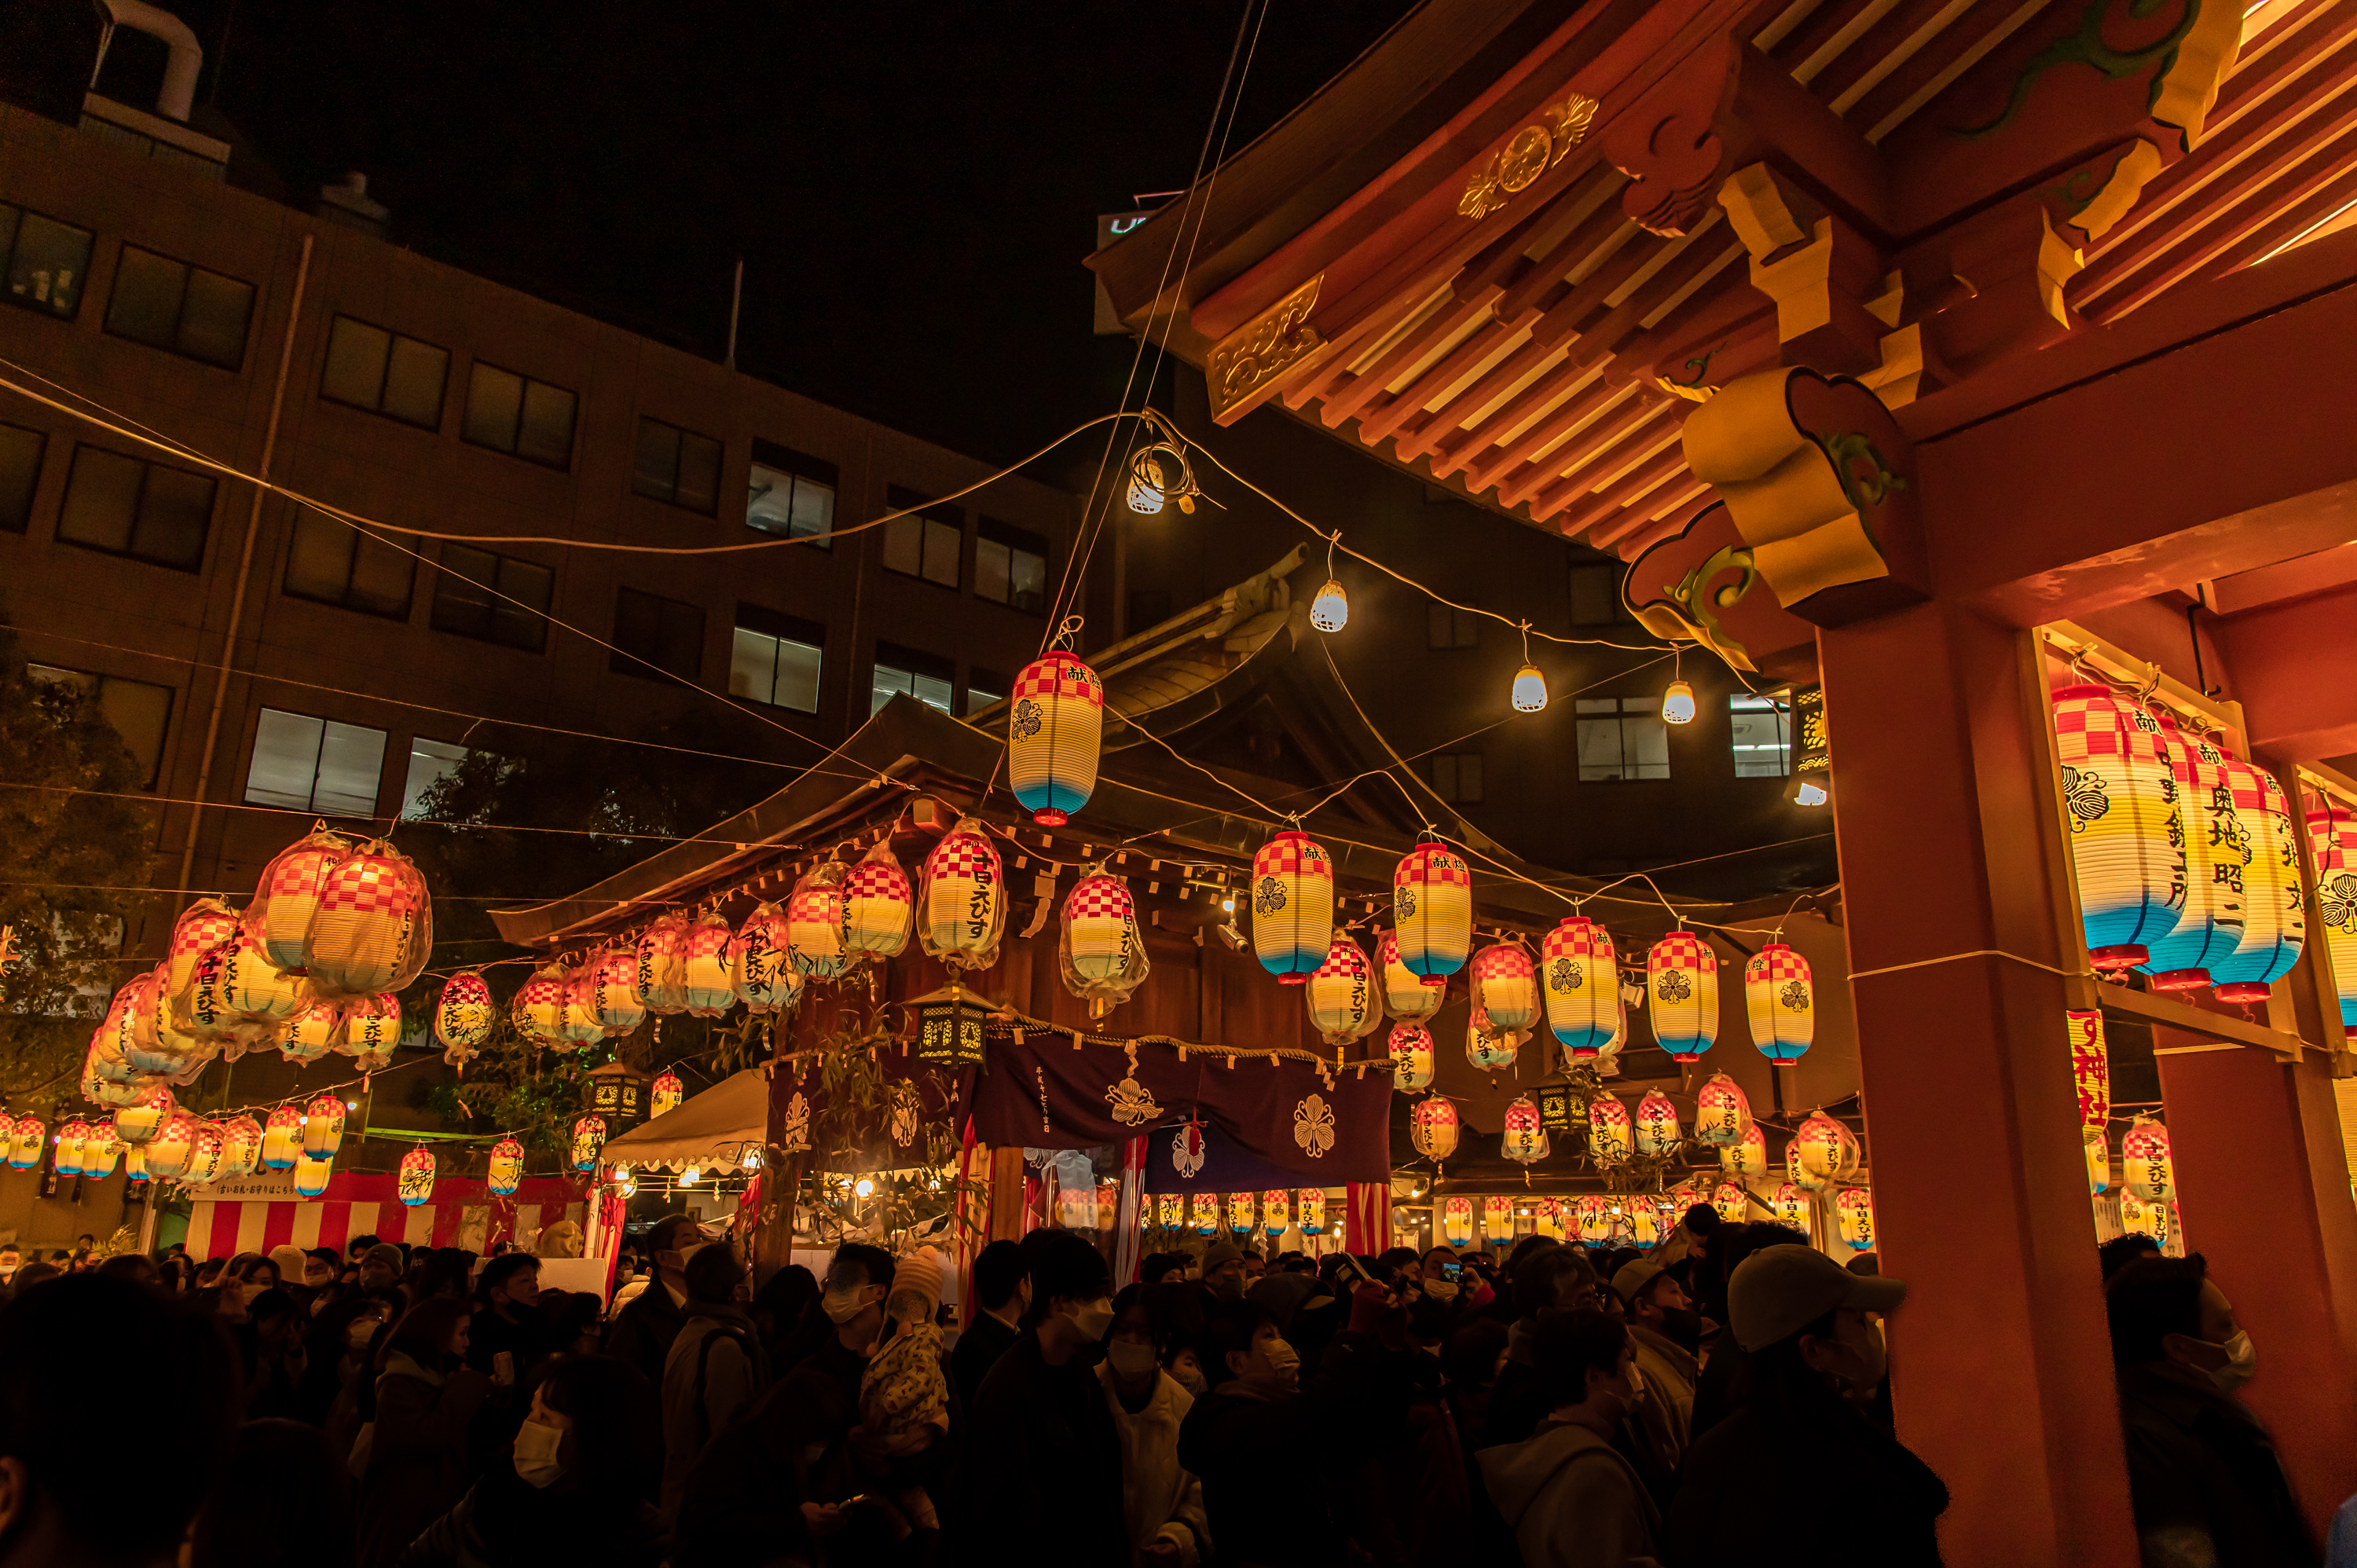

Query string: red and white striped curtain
1113 1135 1147 1286
1346 1181 1390 1256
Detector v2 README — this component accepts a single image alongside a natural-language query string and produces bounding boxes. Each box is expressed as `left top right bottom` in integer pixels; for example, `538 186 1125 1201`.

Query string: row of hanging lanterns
1155 1189 1330 1237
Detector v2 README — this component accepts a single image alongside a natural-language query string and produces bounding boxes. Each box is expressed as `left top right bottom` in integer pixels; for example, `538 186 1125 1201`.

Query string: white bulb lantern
1662 680 1696 725
682 1165 702 1185
1310 580 1349 633
855 1177 874 1197
1512 663 1548 713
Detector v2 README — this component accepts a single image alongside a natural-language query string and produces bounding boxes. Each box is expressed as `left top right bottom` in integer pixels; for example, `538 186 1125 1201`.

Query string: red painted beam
2209 579 2357 760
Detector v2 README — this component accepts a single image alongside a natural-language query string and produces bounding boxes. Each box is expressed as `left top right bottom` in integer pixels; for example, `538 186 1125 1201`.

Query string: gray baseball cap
1728 1244 1906 1351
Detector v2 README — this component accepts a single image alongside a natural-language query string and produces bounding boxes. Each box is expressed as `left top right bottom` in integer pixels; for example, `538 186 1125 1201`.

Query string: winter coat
604 1280 687 1394
397 1464 665 1568
1663 1390 1946 1567
1097 1361 1210 1567
354 1354 493 1568
1479 1417 1662 1568
961 1331 1130 1564
949 1307 1021 1412
1625 1324 1697 1471
660 1302 770 1519
2117 1362 2314 1568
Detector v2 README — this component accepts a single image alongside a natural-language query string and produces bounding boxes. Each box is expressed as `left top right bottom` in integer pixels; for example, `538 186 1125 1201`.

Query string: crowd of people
0 1209 2333 1566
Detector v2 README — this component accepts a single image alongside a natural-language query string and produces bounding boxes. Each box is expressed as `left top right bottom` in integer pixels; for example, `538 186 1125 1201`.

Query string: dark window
730 604 824 713
872 641 954 715
103 244 254 368
1570 559 1633 627
244 708 386 816
0 422 46 533
746 439 835 545
1427 604 1479 649
56 445 214 570
400 738 472 819
1576 698 1670 781
0 203 93 320
1431 753 1484 804
965 668 1008 716
882 485 962 588
283 511 416 618
27 664 173 786
1730 692 1792 776
461 361 577 467
976 518 1049 614
632 416 724 514
320 315 449 428
430 543 552 651
612 588 705 681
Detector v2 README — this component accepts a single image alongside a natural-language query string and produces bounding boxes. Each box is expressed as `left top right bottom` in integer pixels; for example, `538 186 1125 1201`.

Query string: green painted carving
1815 431 1907 512
1663 544 1758 665
1663 342 1725 391
1948 0 2202 142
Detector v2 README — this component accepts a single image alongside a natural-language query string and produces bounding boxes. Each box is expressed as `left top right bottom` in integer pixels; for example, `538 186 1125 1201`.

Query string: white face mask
1424 1279 1459 1302
821 1284 874 1325
512 1418 564 1489
2192 1329 2257 1392
1106 1339 1160 1380
346 1318 379 1352
1066 1297 1115 1340
1261 1337 1302 1390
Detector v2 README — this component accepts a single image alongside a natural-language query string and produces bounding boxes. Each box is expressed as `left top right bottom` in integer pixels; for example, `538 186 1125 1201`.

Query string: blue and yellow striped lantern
1772 1181 1812 1233
680 911 739 1013
1261 1190 1289 1237
1541 917 1618 1060
2051 684 2187 970
919 818 1006 969
1251 831 1333 984
1299 1188 1325 1235
2306 803 2357 1033
1226 1191 1255 1236
570 1115 606 1174
1835 1188 1876 1251
1471 942 1540 1034
1192 1193 1219 1236
1466 1015 1519 1072
1009 652 1103 826
1742 942 1813 1062
845 842 914 962
1721 1121 1767 1179
2140 716 2245 991
1634 1090 1681 1156
398 1146 435 1207
2086 1132 2110 1195
488 1137 524 1196
1306 933 1379 1047
2210 749 2304 1002
1388 1021 1435 1090
787 865 851 982
1380 930 1446 1022
1410 1095 1460 1162
1712 1181 1749 1225
257 1105 299 1170
1157 1193 1183 1230
1441 1196 1474 1247
293 1151 333 1199
1393 841 1473 986
1589 1093 1632 1163
2124 1117 2174 1202
728 903 801 1014
2121 1194 2172 1247
1065 871 1142 983
1694 1074 1750 1145
1647 931 1719 1063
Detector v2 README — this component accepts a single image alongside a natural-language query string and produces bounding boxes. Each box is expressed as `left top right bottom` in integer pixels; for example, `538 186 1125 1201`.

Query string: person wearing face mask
672 1368 851 1568
793 1242 895 1420
1097 1284 1211 1567
2106 1254 2311 1567
660 1244 770 1522
1197 1240 1248 1306
1611 1258 1700 1478
602 1215 706 1394
962 1229 1130 1562
1665 1244 1945 1566
854 1247 951 1537
1478 1311 1659 1568
951 1240 1029 1409
354 1298 496 1568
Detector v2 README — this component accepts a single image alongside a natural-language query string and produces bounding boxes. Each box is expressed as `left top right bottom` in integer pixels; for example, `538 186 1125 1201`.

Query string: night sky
174 1 1417 471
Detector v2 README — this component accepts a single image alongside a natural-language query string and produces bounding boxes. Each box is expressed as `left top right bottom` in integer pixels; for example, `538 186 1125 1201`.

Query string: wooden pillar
1818 603 2139 1568
2155 1033 2357 1540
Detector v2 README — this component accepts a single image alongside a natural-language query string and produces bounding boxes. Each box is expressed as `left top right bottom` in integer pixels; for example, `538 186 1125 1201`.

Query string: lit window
1431 752 1484 804
401 737 470 819
27 665 173 786
1575 698 1670 782
872 642 954 716
0 202 93 320
1730 692 1792 777
245 709 386 817
965 669 1008 716
731 607 824 713
746 440 835 546
103 244 254 368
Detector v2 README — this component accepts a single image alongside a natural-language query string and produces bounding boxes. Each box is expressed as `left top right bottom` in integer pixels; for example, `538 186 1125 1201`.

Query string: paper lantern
1466 1017 1520 1072
1192 1193 1220 1236
398 1146 435 1207
781 863 852 983
214 924 308 1042
1379 930 1447 1023
1409 1095 1460 1162
2066 1010 2110 1136
245 829 352 969
1633 1090 1681 1156
1742 942 1813 1063
2306 804 2357 1031
82 1131 121 1180
1009 651 1104 826
918 816 1006 969
432 971 496 1058
2086 1132 2110 1195
169 937 240 1042
1786 1138 1826 1192
2121 1194 2174 1246
54 1120 89 1178
1711 1181 1748 1224
1793 1111 1857 1184
841 840 914 962
1441 1196 1474 1247
144 1112 197 1179
1310 577 1348 632
1574 1194 1613 1244
1471 943 1541 1034
1693 1075 1750 1146
511 965 570 1048
1062 870 1150 1008
570 1116 607 1173
673 910 735 1014
1226 1192 1255 1236
1393 841 1473 985
292 1152 333 1199
651 1072 684 1119
338 992 402 1061
112 1083 174 1147
260 1105 301 1170
636 913 693 1013
2209 749 2304 1002
1662 680 1697 725
1387 1022 1435 1091
219 1116 263 1180
1541 918 1618 1060
2051 685 2187 970
184 1122 227 1185
1299 1188 1325 1235
2139 718 2245 990
1501 1096 1549 1163
486 1136 525 1196
123 1143 147 1183
2124 1117 2175 1202
279 998 340 1064
1301 933 1377 1046
1647 932 1719 1064
305 841 431 999
1589 1094 1633 1163
1261 1190 1289 1237
1711 1119 1763 1181
166 898 242 1003
1157 1193 1183 1229
1772 1181 1812 1233
1483 1195 1516 1241
82 992 141 1089
712 906 790 1016
1835 1188 1876 1250
1627 1201 1660 1250
1251 831 1334 984
302 1094 346 1160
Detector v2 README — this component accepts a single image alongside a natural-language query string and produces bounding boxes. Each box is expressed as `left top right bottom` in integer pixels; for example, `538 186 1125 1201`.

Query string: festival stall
180 1169 584 1261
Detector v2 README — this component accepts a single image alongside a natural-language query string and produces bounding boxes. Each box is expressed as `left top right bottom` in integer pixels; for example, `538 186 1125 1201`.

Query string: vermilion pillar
1818 603 2138 1568
2155 1032 2357 1539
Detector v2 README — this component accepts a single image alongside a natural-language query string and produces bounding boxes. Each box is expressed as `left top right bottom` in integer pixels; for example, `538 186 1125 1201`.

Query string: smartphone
1439 1260 1462 1282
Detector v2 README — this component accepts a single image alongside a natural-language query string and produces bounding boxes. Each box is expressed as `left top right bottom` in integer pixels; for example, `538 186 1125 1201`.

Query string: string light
1310 530 1348 633
855 1177 874 1197
1662 649 1695 725
1512 623 1547 713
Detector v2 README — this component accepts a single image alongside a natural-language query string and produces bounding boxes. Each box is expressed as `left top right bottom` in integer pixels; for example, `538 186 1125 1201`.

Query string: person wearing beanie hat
1665 1246 1945 1564
358 1243 404 1294
859 1247 954 1533
1200 1240 1247 1306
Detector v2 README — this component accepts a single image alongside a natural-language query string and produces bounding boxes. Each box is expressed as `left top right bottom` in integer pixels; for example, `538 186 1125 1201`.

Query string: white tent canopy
599 1068 768 1172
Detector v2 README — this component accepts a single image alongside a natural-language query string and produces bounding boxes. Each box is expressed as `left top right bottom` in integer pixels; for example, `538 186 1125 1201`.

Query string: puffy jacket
1479 1417 1662 1568
1098 1362 1211 1567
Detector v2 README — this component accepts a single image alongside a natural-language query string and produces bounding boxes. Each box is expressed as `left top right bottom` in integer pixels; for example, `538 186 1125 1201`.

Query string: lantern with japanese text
1835 1188 1876 1250
1466 1016 1520 1072
1063 870 1150 1009
726 904 799 1015
2121 1195 2174 1246
144 1112 196 1179
260 1105 300 1170
122 1143 147 1183
2067 1011 2110 1135
1694 1075 1750 1146
219 1116 263 1180
1299 1188 1325 1235
166 898 243 1002
651 1072 684 1119
919 815 1006 969
1772 1182 1812 1233
1723 1122 1768 1180
302 1094 346 1160
844 839 914 962
2140 717 2245 989
1442 1196 1474 1247
183 1122 226 1185
1633 1090 1681 1156
339 992 402 1063
2124 1118 2175 1203
53 1120 88 1178
1471 943 1540 1035
570 1116 607 1174
1589 1094 1633 1163
434 972 496 1061
1484 1195 1516 1241
2307 804 2357 1031
1529 1198 1560 1241
1157 1194 1183 1231
215 924 308 1043
1574 1194 1611 1244
1054 1180 1093 1232
1793 1112 1857 1184
293 1152 333 1199
1743 943 1813 1063
244 828 351 970
1393 841 1472 985
398 1146 435 1206
1541 918 1618 1060
123 967 195 1075
1252 831 1334 984
2210 749 2305 1002
1380 930 1446 1023
306 841 431 999
1387 1023 1435 1091
1193 1194 1220 1236
1711 1181 1748 1224
112 1082 174 1147
1226 1192 1255 1236
677 910 738 1013
1787 1139 1827 1192
1010 650 1103 826
2086 1132 2110 1195
1303 933 1378 1046
168 936 240 1044
487 1137 524 1196
512 965 570 1049
1409 1095 1460 1162
278 998 339 1064
1628 1201 1662 1251
1647 932 1718 1064
2051 685 2187 970
1261 1191 1289 1237
636 913 692 1013
1501 1096 1549 1164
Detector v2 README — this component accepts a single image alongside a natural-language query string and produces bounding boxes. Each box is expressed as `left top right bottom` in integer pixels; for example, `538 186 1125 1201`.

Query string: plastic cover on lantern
2051 685 2188 970
843 838 915 962
1380 930 1446 1023
1693 1075 1750 1145
2123 1118 2175 1202
434 973 497 1056
166 898 243 1003
144 1111 198 1179
398 1146 435 1206
1721 1121 1768 1179
1792 1111 1857 1184
1393 841 1473 986
1409 1095 1461 1162
676 910 738 1013
244 827 353 970
302 1094 346 1160
169 935 243 1044
1711 1181 1748 1224
1466 1016 1521 1072
1251 831 1334 984
1009 650 1104 826
183 1121 228 1185
636 913 693 1013
511 965 572 1049
113 1083 174 1147
570 1116 607 1174
1647 932 1720 1063
279 997 341 1064
1061 868 1151 1009
219 1116 264 1179
260 1105 302 1170
1835 1188 1876 1250
651 1072 685 1119
214 921 309 1044
337 992 402 1061
1541 917 1618 1060
1501 1096 1549 1163
1743 943 1814 1062
1387 1022 1435 1091
1633 1090 1681 1156
919 814 1007 970
1589 1093 1633 1163
293 1152 333 1199
304 841 431 1000
1470 943 1541 1035
488 1137 525 1195
1304 933 1378 1047
2209 748 2306 1002
726 904 801 1015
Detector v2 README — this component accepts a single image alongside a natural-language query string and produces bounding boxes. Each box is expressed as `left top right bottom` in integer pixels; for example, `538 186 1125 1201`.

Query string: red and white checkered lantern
635 913 692 1013
1305 933 1379 1047
1633 1090 1681 1156
304 841 431 1000
260 1105 301 1170
1647 931 1719 1064
1261 1190 1289 1237
1387 1022 1435 1091
726 904 799 1014
113 1083 174 1147
1063 870 1149 1006
1299 1188 1325 1235
1743 943 1813 1063
1471 943 1540 1035
786 861 853 983
434 971 497 1061
1225 1192 1255 1236
1393 841 1472 985
1711 1181 1748 1224
165 898 241 1009
183 1121 227 1185
398 1146 435 1207
1772 1182 1812 1233
53 1120 89 1178
302 1094 345 1160
2051 685 2187 970
512 965 570 1049
678 910 738 1013
1009 651 1103 826
337 992 402 1062
844 840 915 962
1501 1095 1549 1163
1835 1187 1876 1251
1589 1093 1633 1163
919 816 1006 969
2210 746 2306 1002
570 1116 607 1174
488 1137 524 1196
1252 831 1333 984
1193 1193 1220 1236
1541 917 1618 1060
1694 1074 1750 1146
1441 1196 1473 1247
1721 1121 1768 1179
1380 929 1446 1023
1793 1111 1857 1184
2143 716 2244 990
244 828 351 969
1575 1194 1613 1244
219 1116 263 1180
2306 800 2357 1031
1409 1095 1460 1162
144 1112 198 1179
1485 1195 1518 1241
213 923 307 1044
2124 1117 2175 1203
651 1072 685 1119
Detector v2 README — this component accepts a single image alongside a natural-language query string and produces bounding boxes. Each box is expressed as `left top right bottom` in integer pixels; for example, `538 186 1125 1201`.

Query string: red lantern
1470 942 1540 1034
1501 1096 1549 1163
1409 1096 1460 1162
